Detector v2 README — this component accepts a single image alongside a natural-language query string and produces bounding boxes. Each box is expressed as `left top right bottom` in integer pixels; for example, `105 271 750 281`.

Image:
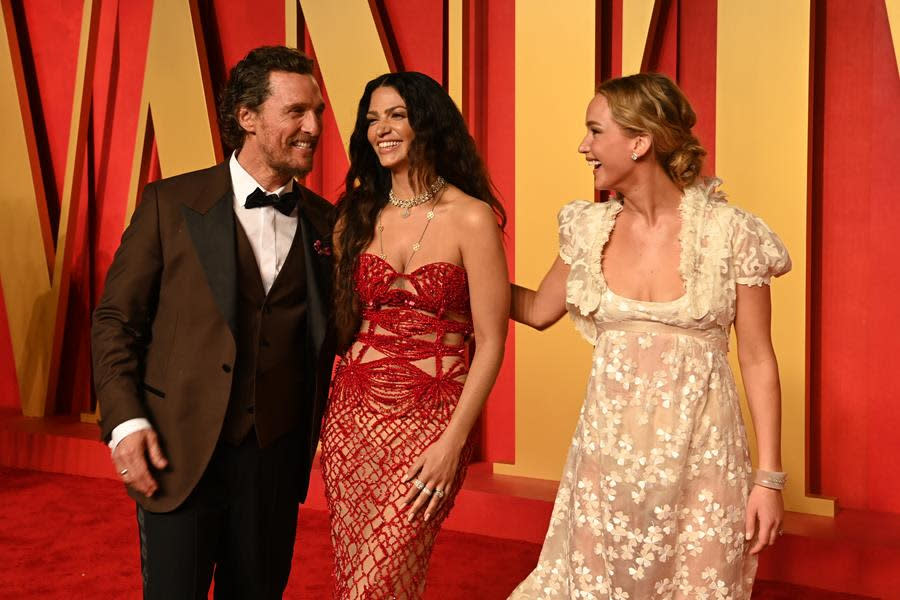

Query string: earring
631 152 638 161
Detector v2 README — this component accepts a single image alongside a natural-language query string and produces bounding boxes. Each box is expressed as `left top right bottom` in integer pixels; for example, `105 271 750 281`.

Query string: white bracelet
754 469 787 490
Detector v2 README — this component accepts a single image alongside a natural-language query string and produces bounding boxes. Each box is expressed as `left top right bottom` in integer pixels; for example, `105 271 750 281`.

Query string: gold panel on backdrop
285 0 298 48
0 0 99 417
493 1 596 481
716 0 835 517
298 0 390 154
887 0 900 72
621 0 655 76
447 0 463 110
123 0 222 221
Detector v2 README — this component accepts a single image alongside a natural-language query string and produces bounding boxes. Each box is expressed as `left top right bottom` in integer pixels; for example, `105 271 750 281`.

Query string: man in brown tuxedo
92 46 335 599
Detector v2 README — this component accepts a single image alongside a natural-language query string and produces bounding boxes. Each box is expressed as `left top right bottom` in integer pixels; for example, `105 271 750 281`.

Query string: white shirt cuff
109 418 153 452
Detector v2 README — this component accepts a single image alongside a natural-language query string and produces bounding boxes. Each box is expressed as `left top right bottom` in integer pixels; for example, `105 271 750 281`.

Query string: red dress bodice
355 252 472 344
321 253 476 598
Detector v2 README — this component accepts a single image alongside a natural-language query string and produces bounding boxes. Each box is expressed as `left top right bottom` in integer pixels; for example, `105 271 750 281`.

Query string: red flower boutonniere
313 239 332 256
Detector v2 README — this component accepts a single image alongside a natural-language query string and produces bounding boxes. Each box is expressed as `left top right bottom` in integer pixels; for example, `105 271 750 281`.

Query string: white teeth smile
292 141 313 149
588 160 601 168
378 141 401 149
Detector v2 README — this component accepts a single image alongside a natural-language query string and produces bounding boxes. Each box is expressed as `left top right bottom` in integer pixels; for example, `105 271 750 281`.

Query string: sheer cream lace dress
510 180 791 600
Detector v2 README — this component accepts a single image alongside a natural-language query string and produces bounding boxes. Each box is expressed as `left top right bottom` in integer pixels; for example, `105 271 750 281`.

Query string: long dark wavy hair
334 72 506 351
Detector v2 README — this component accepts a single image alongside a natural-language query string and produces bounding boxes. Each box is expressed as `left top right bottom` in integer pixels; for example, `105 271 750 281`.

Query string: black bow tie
244 187 300 216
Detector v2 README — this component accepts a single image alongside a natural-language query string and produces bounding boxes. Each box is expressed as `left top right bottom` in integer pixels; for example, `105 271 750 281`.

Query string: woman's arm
404 200 509 521
733 282 785 555
511 256 570 330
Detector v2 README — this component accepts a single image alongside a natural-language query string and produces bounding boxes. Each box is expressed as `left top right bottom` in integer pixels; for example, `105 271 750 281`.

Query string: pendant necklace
379 182 445 273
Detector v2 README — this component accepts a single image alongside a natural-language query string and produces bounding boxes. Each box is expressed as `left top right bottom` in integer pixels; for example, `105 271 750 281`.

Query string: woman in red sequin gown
321 72 509 599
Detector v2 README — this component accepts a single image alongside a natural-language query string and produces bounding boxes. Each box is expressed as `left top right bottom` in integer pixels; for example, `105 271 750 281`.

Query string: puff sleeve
558 200 593 265
730 209 792 286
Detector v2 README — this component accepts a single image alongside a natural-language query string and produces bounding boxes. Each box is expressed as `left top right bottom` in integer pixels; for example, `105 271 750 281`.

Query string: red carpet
0 467 873 599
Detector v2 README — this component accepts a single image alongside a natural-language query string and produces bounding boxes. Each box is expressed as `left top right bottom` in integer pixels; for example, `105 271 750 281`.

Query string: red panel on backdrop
299 27 349 201
13 0 83 238
206 0 285 77
381 0 443 81
815 0 900 514
479 0 516 463
610 0 623 79
675 0 717 174
641 0 717 174
643 0 678 76
91 0 155 301
53 157 94 415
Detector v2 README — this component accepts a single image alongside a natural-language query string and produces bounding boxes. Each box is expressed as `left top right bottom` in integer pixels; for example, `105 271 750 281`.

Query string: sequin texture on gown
321 253 475 599
510 179 791 600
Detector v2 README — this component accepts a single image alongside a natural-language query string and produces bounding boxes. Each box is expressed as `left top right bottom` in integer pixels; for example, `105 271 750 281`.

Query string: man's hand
111 429 168 497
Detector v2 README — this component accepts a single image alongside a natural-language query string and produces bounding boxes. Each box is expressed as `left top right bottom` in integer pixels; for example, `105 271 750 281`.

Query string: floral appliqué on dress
510 179 790 600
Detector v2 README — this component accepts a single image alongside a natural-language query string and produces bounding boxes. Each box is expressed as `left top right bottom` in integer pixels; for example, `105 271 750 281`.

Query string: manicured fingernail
424 513 430 522
745 532 752 540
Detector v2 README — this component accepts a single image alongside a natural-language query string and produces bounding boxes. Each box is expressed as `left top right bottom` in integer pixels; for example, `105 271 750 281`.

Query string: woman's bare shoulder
440 185 499 231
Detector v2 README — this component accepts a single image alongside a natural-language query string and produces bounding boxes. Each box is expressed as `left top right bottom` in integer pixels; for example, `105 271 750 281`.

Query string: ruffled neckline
591 178 725 308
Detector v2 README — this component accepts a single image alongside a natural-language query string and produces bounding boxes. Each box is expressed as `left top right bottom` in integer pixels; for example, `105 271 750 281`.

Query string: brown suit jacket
92 162 335 513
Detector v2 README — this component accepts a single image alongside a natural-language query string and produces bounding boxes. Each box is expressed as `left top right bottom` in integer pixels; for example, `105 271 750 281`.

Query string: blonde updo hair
597 73 705 188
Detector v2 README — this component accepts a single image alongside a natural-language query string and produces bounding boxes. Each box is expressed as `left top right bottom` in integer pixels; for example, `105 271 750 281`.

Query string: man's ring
434 489 445 499
119 468 129 476
413 479 425 490
422 486 433 496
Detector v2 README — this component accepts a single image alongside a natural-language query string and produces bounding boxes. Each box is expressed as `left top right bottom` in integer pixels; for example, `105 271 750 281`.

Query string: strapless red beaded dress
321 253 476 599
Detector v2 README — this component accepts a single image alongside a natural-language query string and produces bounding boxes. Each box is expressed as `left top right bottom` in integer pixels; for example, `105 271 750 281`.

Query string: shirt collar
230 152 295 210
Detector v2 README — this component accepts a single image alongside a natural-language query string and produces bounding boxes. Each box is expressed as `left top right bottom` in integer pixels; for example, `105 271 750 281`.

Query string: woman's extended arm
510 256 570 330
403 200 510 521
733 282 785 555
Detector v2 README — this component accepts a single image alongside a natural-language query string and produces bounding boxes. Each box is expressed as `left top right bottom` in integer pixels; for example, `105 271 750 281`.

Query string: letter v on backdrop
0 0 99 418
0 0 221 418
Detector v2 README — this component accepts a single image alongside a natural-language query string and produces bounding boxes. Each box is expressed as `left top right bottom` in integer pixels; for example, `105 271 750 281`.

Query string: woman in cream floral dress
509 74 789 599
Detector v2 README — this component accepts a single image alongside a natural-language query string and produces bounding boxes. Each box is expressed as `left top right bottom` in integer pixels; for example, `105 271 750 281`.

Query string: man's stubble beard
261 141 314 180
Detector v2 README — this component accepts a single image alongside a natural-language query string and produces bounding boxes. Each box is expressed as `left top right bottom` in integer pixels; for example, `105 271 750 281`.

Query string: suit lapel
181 163 238 338
297 201 330 356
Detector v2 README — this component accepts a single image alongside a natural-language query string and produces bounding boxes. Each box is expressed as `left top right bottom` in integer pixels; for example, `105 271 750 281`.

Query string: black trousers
136 431 303 600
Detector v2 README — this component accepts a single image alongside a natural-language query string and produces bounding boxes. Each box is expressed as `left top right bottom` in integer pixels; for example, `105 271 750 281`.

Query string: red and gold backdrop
1 0 899 524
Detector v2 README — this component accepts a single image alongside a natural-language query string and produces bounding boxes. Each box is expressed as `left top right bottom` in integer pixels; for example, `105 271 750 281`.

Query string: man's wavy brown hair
218 46 314 150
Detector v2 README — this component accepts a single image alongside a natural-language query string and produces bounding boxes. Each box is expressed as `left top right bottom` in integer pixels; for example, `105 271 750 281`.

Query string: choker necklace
389 177 446 218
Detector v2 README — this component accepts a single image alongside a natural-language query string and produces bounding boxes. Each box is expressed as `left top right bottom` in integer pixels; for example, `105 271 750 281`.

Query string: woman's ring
413 479 425 490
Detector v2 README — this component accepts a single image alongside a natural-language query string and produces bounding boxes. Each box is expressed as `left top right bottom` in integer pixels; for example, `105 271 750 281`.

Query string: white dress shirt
108 153 300 452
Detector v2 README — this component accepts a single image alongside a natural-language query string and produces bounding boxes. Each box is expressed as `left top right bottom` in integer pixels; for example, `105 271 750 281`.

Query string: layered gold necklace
379 177 447 273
